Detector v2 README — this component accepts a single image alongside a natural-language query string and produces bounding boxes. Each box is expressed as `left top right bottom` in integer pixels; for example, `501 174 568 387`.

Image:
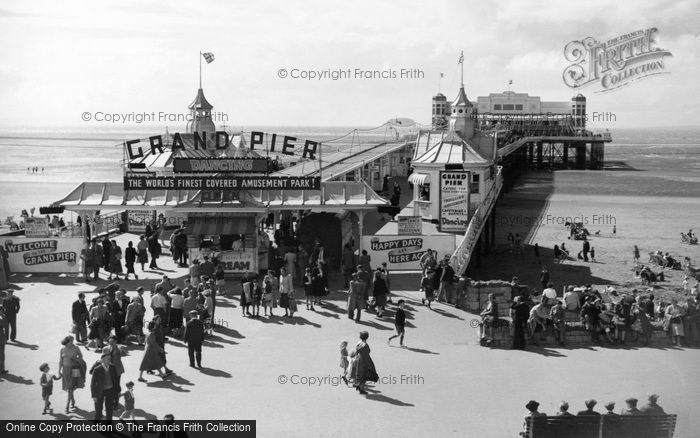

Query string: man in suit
184 310 205 368
71 293 89 344
0 304 8 374
103 335 124 408
582 238 590 262
577 399 601 416
2 290 20 341
639 394 665 414
111 290 129 343
621 398 642 415
90 352 118 421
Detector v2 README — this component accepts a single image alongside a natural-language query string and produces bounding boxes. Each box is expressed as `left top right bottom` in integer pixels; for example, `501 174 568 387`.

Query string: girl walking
339 341 349 386
262 277 274 317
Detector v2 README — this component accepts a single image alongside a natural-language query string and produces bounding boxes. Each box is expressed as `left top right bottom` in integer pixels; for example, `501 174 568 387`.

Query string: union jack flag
202 52 215 64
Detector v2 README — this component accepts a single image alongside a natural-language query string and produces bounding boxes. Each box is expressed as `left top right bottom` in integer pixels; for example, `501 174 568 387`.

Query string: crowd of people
477 270 700 349
522 393 668 429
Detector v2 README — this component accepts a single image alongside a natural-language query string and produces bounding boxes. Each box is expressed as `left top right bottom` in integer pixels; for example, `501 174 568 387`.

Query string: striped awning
185 216 255 236
408 172 430 185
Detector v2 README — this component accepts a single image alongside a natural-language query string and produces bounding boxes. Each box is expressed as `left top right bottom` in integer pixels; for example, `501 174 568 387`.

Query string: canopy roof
54 181 387 212
413 131 489 166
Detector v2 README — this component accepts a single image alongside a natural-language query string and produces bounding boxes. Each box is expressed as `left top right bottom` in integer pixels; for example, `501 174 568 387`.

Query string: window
458 109 463 113
420 184 430 201
494 104 502 110
515 104 523 110
503 104 514 111
470 174 480 193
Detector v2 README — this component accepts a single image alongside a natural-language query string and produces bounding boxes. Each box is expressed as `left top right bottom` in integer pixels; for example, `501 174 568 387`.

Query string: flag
509 79 513 85
202 52 215 64
458 51 464 64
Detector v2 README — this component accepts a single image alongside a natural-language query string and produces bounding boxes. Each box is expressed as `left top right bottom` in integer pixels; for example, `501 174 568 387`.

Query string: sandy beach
472 170 700 297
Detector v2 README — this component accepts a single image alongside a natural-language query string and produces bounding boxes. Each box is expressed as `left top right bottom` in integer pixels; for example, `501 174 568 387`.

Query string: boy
388 299 406 347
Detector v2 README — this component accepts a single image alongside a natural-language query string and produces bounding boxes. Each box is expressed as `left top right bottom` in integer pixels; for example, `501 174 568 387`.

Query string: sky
0 0 698 130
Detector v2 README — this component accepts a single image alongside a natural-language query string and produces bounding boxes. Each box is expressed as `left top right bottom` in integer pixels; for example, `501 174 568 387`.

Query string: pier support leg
536 142 543 168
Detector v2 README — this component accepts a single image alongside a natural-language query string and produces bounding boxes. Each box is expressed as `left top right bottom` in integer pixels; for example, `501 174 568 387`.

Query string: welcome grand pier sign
124 130 321 191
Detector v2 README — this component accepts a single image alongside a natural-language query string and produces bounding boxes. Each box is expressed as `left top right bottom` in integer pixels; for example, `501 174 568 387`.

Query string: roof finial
458 51 465 87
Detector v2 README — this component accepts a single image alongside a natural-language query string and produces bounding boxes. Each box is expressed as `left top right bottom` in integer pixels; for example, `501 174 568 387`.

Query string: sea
0 125 698 222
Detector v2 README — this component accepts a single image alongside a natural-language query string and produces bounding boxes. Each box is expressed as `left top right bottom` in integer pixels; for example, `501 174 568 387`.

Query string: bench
520 414 677 438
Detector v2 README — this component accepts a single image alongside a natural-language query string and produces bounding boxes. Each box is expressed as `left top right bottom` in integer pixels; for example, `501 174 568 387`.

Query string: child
339 341 349 386
420 270 434 308
347 349 357 386
388 299 406 346
304 268 313 310
253 279 263 318
119 381 135 420
40 363 61 415
262 278 273 317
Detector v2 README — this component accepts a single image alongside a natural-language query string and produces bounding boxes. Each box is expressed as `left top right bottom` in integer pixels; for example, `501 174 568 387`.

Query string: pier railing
449 167 503 276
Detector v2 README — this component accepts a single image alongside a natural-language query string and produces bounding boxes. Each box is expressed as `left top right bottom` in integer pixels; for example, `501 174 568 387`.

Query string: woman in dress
126 296 145 345
284 247 297 283
57 336 85 414
88 298 108 349
138 321 167 382
215 264 226 296
124 241 137 280
108 240 123 281
148 233 161 270
303 267 314 310
279 267 294 317
136 235 149 271
372 270 389 317
350 331 378 395
665 299 686 346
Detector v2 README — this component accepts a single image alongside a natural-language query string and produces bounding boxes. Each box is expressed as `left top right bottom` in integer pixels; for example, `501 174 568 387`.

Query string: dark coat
124 247 137 264
72 299 88 323
89 363 118 398
184 318 205 345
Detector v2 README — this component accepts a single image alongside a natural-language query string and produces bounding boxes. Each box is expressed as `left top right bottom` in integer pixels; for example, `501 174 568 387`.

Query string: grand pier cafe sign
124 130 321 191
563 28 672 92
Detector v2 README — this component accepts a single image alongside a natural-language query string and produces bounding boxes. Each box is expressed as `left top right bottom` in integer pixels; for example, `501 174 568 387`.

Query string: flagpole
199 51 202 89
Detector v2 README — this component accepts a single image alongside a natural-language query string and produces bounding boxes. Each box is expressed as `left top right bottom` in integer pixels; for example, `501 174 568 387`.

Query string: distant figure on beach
533 243 541 264
507 232 515 253
613 225 616 235
590 247 596 262
514 234 523 255
633 245 640 263
582 238 590 262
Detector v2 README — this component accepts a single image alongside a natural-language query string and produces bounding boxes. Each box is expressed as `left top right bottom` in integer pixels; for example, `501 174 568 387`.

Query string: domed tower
449 85 475 139
186 88 216 134
432 93 449 130
572 93 586 129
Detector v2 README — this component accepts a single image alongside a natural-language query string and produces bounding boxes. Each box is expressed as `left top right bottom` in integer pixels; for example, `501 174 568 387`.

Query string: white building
476 91 570 115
